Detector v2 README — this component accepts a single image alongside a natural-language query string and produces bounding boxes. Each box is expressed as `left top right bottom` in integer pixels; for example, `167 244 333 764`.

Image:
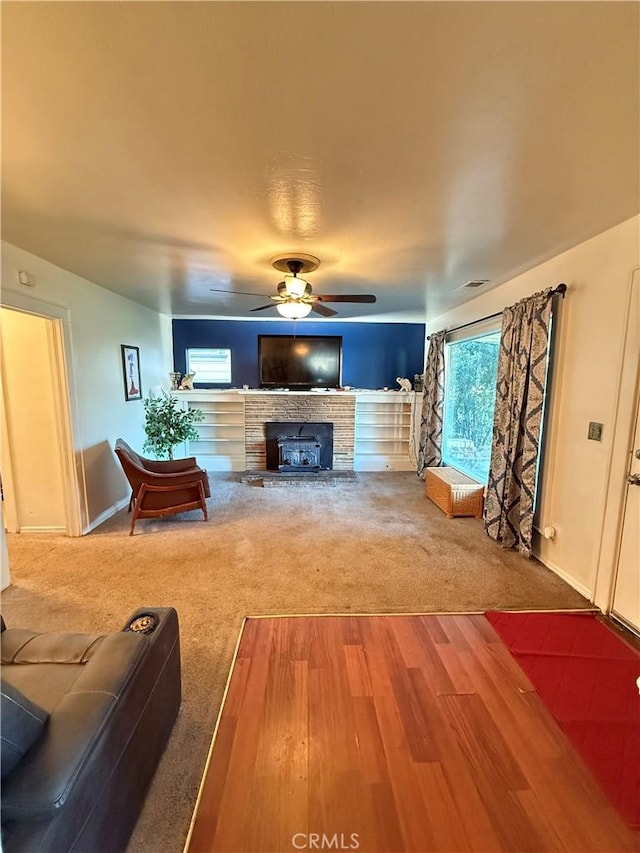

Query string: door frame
1 292 86 536
594 267 640 612
611 377 640 631
0 362 19 533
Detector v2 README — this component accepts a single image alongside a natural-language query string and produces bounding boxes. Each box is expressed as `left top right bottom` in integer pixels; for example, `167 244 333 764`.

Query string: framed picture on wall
121 345 142 401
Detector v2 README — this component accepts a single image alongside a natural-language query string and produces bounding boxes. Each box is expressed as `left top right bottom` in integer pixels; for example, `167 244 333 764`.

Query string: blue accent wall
172 320 425 389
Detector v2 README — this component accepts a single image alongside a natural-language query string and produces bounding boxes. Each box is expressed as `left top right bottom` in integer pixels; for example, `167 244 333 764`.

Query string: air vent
462 279 489 289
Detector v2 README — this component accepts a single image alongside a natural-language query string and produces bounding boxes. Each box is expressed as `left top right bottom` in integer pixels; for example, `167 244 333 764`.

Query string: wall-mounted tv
258 335 343 389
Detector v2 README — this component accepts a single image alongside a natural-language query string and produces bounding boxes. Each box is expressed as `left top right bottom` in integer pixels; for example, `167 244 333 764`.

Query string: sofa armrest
2 608 180 822
1 629 103 665
1 632 146 819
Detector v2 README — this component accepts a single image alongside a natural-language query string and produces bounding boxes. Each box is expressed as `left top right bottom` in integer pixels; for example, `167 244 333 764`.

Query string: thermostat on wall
18 270 36 287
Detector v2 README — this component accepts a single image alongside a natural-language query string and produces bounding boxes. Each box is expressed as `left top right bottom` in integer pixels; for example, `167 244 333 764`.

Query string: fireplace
265 422 334 471
277 436 321 471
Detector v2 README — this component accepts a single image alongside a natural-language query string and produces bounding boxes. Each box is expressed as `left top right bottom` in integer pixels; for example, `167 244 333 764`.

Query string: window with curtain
442 328 500 483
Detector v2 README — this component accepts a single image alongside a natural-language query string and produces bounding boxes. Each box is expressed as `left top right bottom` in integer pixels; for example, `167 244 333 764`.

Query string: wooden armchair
114 439 211 535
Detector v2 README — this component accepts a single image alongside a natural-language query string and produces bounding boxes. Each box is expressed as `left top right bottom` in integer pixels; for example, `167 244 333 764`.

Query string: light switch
588 421 603 441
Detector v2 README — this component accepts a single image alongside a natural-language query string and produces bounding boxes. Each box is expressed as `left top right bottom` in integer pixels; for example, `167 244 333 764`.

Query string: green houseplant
142 391 204 460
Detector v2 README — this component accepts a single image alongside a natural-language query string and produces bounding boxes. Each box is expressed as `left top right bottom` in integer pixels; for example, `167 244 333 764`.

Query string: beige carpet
2 472 588 853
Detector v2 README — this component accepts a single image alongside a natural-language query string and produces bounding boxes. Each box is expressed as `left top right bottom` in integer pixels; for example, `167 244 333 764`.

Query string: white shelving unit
354 392 415 471
173 392 246 471
172 390 416 473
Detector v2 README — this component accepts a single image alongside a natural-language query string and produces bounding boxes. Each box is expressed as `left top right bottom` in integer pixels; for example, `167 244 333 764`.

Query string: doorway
612 386 640 633
1 306 81 536
595 268 640 634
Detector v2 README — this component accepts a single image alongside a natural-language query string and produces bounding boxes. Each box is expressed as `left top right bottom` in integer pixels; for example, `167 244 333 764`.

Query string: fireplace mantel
171 390 415 473
240 389 359 396
173 389 409 398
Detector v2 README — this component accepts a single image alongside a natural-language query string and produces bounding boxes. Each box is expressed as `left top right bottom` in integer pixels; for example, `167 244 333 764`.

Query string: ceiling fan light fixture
283 274 308 299
213 254 375 318
276 301 312 319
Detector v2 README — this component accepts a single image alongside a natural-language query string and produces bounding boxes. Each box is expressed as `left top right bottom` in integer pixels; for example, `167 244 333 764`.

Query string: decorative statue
396 377 412 392
178 372 195 390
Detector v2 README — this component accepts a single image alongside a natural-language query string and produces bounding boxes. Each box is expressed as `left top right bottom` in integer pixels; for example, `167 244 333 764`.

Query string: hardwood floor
186 615 638 852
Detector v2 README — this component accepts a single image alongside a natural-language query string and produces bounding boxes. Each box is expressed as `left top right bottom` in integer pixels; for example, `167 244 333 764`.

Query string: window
185 348 232 384
442 330 500 483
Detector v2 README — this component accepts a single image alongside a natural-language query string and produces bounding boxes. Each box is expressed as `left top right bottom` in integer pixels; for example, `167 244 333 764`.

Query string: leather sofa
1 607 181 853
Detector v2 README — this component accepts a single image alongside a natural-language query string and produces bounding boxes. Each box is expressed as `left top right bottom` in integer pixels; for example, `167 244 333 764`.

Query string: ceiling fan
209 254 376 318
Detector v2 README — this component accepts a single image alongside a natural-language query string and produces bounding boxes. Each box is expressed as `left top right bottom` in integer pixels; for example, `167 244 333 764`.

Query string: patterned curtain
484 289 554 556
417 330 446 476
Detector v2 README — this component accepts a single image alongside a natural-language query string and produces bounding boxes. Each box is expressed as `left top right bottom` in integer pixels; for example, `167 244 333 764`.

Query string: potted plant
142 391 204 460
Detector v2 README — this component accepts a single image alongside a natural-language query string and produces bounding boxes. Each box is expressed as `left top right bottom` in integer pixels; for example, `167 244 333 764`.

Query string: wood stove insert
265 422 334 471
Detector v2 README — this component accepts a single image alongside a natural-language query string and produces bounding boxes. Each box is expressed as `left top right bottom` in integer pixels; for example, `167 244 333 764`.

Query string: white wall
426 215 640 599
1 309 67 531
1 242 173 532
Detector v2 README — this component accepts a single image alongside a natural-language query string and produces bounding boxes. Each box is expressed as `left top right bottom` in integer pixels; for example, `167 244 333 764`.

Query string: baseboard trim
535 554 593 601
244 608 596 619
183 617 247 853
18 525 66 534
84 496 130 535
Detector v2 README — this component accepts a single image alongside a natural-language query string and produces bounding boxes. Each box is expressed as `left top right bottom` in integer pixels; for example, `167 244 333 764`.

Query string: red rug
486 611 640 828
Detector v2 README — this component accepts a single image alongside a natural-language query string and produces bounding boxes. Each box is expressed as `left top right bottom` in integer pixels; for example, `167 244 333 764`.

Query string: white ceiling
2 2 638 322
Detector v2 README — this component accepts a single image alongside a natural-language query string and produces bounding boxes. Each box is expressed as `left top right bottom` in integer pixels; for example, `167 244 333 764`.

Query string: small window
442 330 500 483
185 348 232 384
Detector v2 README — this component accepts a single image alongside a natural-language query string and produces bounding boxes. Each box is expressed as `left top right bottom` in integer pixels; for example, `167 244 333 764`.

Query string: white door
612 392 640 633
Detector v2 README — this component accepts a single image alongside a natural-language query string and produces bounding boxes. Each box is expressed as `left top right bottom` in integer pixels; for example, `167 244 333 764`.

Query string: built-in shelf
354 392 415 471
172 390 416 472
173 392 246 471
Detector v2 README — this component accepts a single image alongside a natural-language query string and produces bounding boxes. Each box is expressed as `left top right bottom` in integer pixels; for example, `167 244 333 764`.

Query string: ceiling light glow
276 301 312 319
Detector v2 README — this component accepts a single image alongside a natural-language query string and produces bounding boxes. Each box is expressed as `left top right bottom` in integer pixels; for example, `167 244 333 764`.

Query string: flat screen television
258 335 343 390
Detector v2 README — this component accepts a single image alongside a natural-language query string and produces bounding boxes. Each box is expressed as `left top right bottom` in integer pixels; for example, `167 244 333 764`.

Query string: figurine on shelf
178 372 195 390
169 372 182 391
396 377 412 392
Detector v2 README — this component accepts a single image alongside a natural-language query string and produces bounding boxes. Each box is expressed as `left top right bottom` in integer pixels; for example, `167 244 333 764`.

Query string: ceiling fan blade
209 288 265 297
250 304 277 312
311 302 338 317
314 294 377 303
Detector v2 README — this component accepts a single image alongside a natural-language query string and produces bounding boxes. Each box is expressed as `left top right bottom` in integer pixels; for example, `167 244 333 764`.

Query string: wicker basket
425 466 484 519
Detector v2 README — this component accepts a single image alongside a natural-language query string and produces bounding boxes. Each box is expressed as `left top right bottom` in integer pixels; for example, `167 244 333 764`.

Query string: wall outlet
588 421 604 441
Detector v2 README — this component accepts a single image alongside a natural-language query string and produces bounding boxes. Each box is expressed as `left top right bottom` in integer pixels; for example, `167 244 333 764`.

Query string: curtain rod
426 283 567 340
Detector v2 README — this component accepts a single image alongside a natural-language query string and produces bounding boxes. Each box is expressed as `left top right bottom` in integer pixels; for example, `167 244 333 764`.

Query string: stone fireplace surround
244 394 355 471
